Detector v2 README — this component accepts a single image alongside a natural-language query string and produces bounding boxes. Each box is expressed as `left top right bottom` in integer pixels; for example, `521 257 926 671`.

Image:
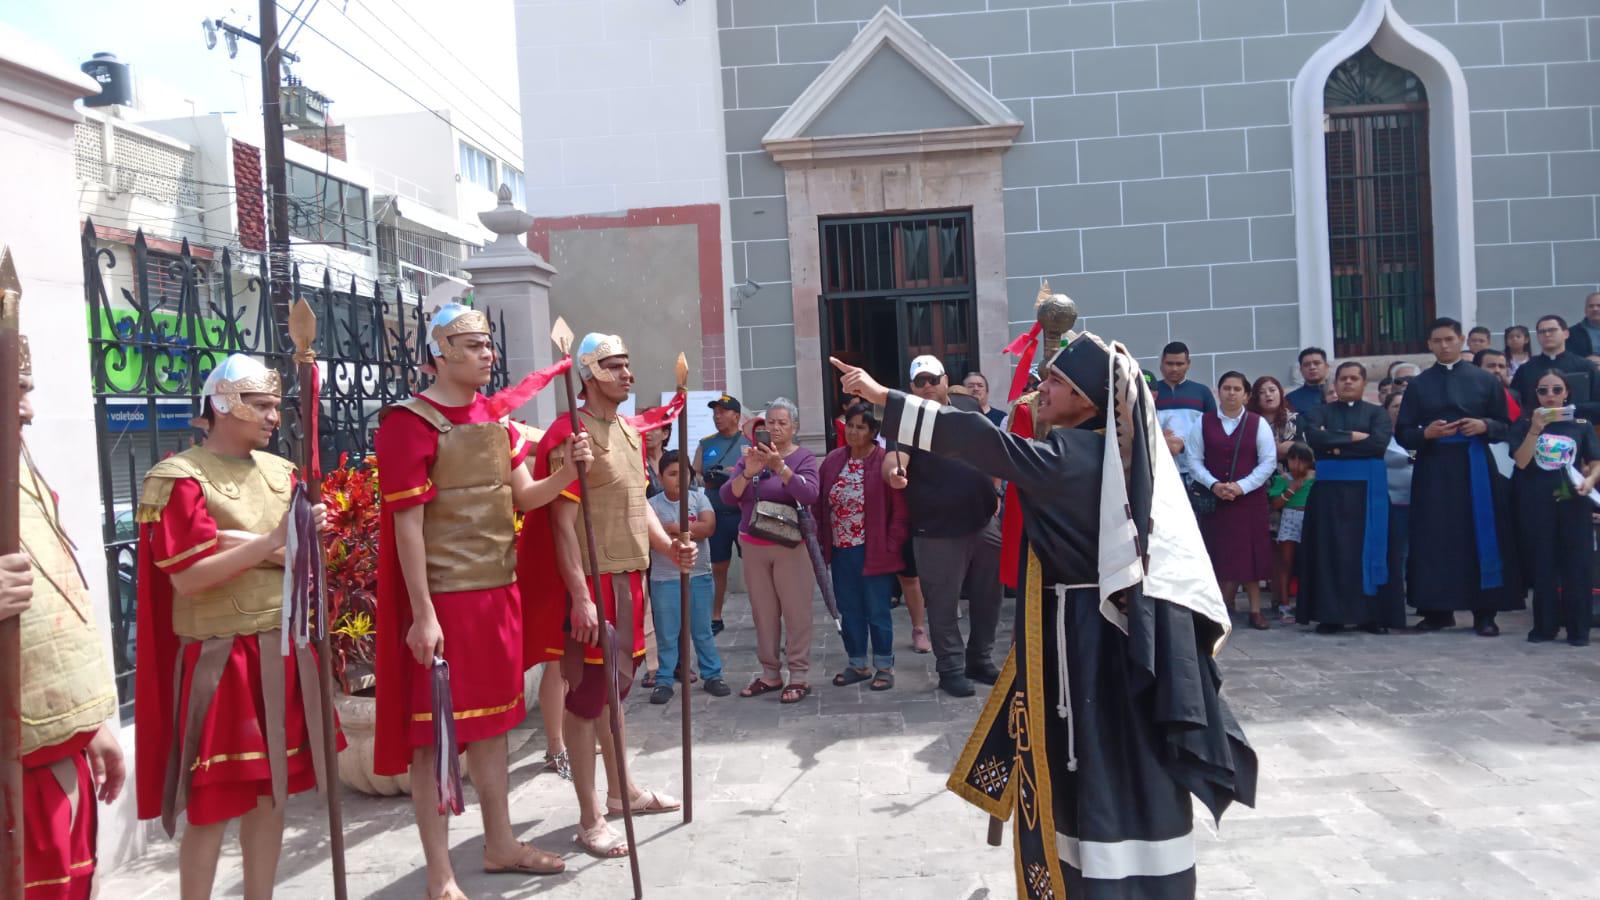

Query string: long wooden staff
552 318 642 899
0 248 23 900
287 299 349 900
673 354 693 824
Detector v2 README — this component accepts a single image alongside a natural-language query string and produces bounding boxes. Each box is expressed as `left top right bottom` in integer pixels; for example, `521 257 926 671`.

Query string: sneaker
649 684 674 705
911 627 932 654
938 673 976 698
1278 604 1295 623
711 619 725 636
965 661 1000 685
703 677 732 697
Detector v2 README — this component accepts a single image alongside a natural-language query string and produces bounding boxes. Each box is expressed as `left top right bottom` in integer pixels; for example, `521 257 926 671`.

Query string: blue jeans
650 574 723 685
830 544 895 670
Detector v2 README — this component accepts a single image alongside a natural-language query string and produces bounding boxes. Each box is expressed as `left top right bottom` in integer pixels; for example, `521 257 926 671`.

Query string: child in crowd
1269 442 1317 622
646 451 729 702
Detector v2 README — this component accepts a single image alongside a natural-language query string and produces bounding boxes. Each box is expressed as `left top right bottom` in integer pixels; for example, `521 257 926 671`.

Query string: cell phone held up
754 427 772 446
1541 405 1578 423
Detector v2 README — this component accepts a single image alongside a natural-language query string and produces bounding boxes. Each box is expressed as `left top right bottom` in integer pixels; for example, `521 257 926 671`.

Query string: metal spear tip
0 245 19 298
551 317 574 355
675 352 688 389
288 297 317 356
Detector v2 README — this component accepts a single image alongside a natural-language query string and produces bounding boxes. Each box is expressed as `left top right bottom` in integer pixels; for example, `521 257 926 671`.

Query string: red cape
133 522 181 820
999 398 1035 590
517 414 576 668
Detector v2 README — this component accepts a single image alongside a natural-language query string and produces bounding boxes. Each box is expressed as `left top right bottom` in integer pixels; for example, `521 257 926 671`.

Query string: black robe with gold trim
882 390 1256 900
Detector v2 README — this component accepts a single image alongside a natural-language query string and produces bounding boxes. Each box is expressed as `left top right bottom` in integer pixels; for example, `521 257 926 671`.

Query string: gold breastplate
139 447 294 639
19 450 117 756
563 411 649 574
383 399 517 594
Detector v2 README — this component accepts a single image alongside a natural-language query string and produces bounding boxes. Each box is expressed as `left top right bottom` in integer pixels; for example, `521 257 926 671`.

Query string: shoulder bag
1187 412 1251 519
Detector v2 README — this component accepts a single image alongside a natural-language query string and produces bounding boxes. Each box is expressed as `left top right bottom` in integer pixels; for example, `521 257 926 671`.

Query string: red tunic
519 411 648 668
998 398 1035 589
133 477 330 826
22 731 96 899
372 394 533 777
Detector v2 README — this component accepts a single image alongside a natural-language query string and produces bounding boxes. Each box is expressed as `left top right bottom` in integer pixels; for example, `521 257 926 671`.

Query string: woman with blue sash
1396 318 1524 636
1297 362 1402 633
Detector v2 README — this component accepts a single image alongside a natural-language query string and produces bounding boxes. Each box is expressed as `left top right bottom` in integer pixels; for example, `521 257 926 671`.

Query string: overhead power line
330 0 524 154
366 0 522 119
274 2 526 168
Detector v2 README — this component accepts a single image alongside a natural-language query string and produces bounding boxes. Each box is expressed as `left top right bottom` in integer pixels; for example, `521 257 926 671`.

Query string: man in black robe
1509 314 1600 417
1297 362 1400 634
1396 317 1522 636
831 334 1256 900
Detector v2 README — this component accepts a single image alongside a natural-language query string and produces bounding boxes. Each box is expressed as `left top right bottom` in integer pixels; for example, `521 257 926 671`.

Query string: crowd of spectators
634 292 1600 713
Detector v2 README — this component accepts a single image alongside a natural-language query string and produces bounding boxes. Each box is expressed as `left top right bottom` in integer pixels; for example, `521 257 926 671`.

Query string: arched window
1324 47 1433 356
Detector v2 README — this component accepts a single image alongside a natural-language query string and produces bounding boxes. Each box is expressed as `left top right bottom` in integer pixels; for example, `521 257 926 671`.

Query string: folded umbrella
798 509 842 633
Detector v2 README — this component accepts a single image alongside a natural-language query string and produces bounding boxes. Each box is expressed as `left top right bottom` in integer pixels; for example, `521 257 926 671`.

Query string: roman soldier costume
133 354 340 833
522 333 650 688
18 337 118 899
372 304 536 777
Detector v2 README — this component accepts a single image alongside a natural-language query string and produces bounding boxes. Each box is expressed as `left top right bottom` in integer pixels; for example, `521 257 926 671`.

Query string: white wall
512 0 741 398
342 110 457 212
513 0 728 216
0 25 143 871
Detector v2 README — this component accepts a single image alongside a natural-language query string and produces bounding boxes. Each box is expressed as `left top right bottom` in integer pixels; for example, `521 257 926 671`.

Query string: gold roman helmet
201 353 281 424
427 302 492 364
576 332 629 383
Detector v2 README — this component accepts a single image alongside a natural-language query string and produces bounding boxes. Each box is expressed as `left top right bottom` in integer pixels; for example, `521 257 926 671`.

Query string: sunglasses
1536 386 1566 396
912 375 941 387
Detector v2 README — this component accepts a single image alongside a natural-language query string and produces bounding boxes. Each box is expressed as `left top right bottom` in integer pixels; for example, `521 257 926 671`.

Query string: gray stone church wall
720 0 1600 402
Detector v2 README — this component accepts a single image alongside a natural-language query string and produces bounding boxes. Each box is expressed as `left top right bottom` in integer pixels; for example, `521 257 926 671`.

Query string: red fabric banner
484 357 574 419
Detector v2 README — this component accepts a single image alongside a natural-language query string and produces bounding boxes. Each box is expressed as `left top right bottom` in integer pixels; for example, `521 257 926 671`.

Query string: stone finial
478 183 536 253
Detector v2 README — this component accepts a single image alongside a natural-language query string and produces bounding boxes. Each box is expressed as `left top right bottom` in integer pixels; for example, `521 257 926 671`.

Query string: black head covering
1047 333 1110 404
1046 333 1111 427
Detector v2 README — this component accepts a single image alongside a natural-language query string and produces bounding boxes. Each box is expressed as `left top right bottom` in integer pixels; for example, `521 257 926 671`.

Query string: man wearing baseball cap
884 355 1003 697
695 393 750 635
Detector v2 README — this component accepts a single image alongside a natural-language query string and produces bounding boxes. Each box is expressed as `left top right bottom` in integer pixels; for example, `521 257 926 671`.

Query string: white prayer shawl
1093 338 1232 654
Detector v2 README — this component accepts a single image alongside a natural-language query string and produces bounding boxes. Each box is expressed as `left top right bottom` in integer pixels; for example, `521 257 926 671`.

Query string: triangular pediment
763 7 1021 163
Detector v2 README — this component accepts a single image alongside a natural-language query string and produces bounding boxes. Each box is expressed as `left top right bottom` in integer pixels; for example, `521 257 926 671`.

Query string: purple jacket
719 446 820 535
812 445 909 577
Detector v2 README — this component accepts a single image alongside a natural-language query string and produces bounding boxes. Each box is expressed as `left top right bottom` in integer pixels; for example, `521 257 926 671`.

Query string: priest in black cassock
1297 361 1402 634
831 333 1256 900
1395 317 1523 636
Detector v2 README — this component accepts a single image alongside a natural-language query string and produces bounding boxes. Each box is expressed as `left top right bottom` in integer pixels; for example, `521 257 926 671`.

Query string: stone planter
334 692 410 796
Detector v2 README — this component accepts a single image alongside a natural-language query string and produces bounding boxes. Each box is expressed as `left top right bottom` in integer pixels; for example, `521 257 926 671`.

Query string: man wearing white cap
132 352 338 898
883 355 1003 697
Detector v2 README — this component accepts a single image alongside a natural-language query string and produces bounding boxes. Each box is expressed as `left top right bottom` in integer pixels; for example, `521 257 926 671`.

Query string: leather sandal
607 788 680 817
484 841 564 876
575 820 630 859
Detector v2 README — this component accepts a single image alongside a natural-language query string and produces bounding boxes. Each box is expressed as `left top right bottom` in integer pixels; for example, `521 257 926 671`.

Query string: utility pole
258 0 293 341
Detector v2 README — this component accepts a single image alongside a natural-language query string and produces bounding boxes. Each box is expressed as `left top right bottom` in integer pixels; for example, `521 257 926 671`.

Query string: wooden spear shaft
288 299 348 900
553 320 642 899
673 356 692 824
0 253 23 900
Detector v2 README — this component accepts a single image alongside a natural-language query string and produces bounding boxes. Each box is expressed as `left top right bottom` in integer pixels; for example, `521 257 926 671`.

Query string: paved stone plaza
101 597 1600 899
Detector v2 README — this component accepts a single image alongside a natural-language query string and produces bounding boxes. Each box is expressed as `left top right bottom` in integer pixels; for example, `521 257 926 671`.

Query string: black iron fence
82 219 508 719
